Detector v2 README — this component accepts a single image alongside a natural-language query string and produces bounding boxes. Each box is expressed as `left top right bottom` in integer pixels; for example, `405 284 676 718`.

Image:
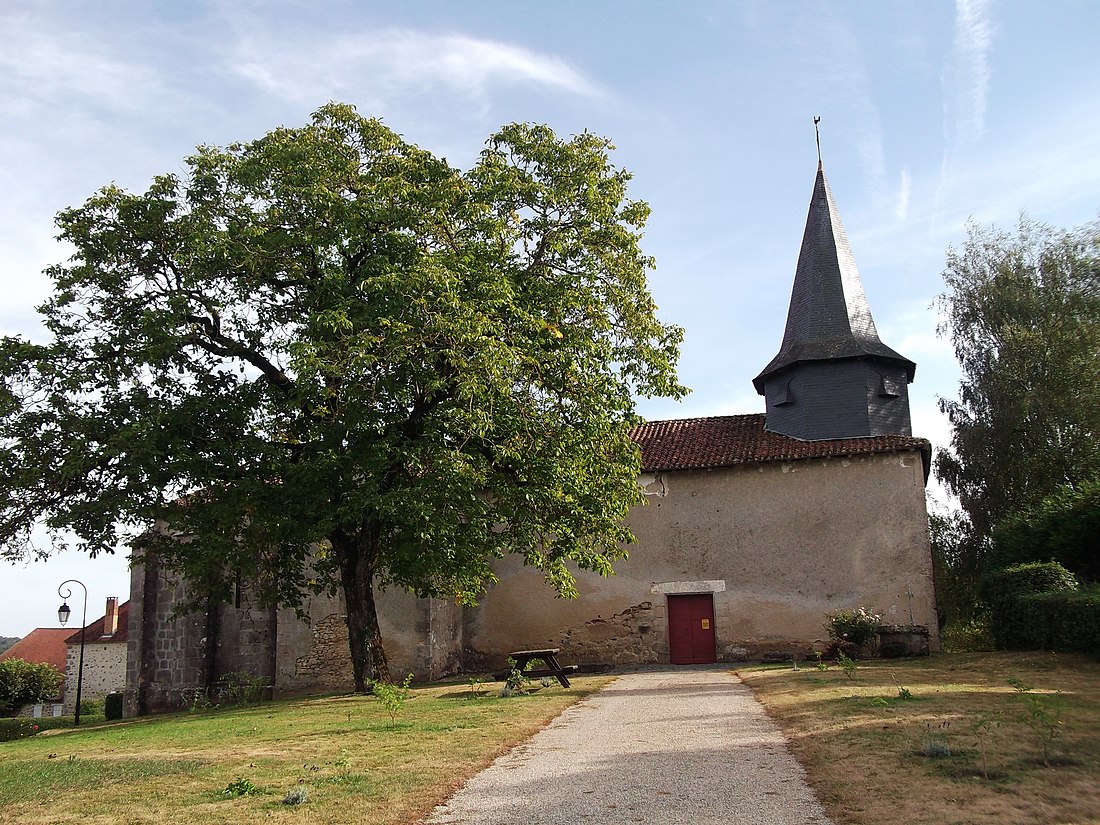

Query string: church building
125 163 939 712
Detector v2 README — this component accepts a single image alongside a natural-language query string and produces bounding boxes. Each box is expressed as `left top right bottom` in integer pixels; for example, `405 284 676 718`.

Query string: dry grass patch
0 675 611 825
739 651 1100 825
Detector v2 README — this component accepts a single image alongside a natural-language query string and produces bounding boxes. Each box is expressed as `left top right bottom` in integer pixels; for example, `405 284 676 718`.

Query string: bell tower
753 162 915 440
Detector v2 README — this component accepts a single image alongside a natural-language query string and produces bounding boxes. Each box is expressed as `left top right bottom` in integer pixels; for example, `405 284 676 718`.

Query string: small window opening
879 375 902 398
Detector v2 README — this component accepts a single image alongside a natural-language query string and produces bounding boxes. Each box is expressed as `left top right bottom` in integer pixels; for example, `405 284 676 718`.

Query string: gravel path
425 668 833 825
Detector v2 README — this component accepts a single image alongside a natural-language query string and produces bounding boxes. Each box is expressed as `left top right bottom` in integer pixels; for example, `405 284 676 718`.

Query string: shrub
222 777 261 797
79 698 104 717
283 786 309 805
0 715 93 742
215 671 267 705
0 659 63 717
992 479 1100 582
1015 590 1100 656
824 607 881 653
104 691 124 720
984 562 1078 649
371 673 414 730
939 615 996 653
503 657 532 694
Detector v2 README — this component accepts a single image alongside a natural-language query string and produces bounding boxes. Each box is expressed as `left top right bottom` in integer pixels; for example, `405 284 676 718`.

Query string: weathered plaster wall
463 450 938 667
63 642 126 713
275 588 463 694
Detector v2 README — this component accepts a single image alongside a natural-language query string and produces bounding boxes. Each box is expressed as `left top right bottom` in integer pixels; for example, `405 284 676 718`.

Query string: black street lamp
57 579 87 726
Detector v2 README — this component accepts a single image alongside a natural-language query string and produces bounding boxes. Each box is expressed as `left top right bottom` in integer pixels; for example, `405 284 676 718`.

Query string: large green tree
935 217 1100 545
0 104 685 690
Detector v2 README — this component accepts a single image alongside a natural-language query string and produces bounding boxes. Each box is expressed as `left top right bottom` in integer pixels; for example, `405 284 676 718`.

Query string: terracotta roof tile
64 601 130 645
630 413 930 473
0 628 71 672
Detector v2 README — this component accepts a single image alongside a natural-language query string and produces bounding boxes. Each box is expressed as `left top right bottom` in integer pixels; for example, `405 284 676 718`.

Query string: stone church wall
124 448 937 713
125 551 466 714
462 449 939 667
125 556 210 715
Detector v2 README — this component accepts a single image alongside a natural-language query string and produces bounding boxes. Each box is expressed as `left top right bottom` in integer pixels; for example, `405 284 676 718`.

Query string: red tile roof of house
64 601 130 645
0 628 71 672
631 413 930 474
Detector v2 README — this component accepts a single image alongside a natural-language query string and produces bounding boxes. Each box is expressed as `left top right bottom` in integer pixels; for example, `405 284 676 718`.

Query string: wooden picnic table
506 648 578 688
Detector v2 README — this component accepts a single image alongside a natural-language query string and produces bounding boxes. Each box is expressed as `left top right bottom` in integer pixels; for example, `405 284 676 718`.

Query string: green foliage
992 479 1100 583
836 650 857 680
919 721 952 758
221 777 261 797
466 677 487 699
0 103 684 692
984 561 1078 649
824 607 881 650
0 718 45 741
0 711 113 741
939 615 996 653
1008 677 1067 767
0 637 18 656
371 673 414 730
215 671 267 705
104 691 124 720
928 499 988 629
1013 590 1100 656
935 217 1100 544
0 659 63 716
502 656 532 695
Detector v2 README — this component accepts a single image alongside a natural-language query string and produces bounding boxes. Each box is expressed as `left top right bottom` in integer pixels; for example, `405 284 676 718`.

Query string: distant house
0 628 70 676
63 598 129 714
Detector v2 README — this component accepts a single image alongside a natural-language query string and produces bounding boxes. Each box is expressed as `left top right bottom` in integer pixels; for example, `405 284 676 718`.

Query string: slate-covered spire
753 165 916 441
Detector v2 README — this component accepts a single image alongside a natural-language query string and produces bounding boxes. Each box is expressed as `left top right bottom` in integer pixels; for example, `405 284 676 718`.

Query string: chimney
104 597 118 637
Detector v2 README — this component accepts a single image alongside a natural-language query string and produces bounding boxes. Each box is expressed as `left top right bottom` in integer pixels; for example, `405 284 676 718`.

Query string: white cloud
0 16 172 121
896 167 912 221
228 29 602 107
946 0 994 146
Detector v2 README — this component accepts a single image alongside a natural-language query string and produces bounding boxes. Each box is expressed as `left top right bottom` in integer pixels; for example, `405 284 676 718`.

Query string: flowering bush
824 607 882 649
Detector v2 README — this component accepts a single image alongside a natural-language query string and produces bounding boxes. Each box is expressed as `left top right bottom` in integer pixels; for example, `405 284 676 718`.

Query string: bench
500 648 578 688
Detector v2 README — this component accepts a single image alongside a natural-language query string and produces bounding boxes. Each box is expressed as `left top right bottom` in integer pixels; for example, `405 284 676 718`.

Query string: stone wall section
213 584 277 694
275 589 464 693
63 642 126 713
125 553 278 715
290 613 354 689
559 602 662 665
125 554 209 716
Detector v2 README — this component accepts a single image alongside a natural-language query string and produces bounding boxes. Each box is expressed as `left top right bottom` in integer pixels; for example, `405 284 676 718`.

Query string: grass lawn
738 651 1100 825
0 675 611 825
4 653 1098 825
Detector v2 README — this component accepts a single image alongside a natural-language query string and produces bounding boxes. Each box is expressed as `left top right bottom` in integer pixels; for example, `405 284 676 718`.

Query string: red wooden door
667 593 716 664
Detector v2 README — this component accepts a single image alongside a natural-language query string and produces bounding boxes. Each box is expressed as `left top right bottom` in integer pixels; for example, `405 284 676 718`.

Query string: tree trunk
332 528 392 691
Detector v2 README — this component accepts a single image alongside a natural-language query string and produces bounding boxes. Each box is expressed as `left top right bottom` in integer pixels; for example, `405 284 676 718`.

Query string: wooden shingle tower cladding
754 164 916 440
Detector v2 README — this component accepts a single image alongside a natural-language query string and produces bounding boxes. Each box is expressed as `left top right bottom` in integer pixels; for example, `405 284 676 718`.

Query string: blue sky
2 0 1099 637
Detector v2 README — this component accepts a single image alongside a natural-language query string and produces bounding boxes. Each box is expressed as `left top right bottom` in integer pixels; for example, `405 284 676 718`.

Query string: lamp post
57 579 87 726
